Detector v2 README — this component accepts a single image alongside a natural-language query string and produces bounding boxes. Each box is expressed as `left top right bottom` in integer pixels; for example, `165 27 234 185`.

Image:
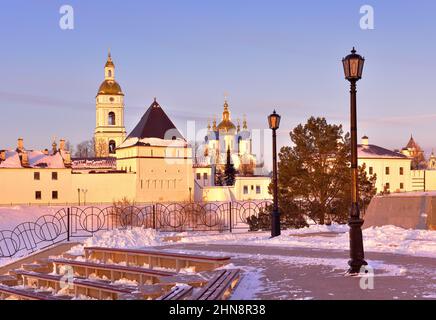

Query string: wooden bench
21 263 51 273
49 258 176 285
157 285 193 300
15 270 163 300
0 275 18 286
84 247 231 272
157 274 209 289
0 284 70 301
191 269 241 300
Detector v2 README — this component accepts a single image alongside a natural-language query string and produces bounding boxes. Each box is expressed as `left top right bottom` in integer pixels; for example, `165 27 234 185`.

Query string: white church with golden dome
200 99 257 174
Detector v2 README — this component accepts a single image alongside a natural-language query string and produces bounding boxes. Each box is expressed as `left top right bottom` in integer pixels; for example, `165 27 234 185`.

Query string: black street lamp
268 110 281 238
342 47 368 274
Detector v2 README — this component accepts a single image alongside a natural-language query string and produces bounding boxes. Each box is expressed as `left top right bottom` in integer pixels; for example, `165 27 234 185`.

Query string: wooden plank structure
156 274 209 289
0 243 240 300
191 269 241 300
49 258 176 285
157 285 193 300
15 269 164 300
0 284 71 301
0 275 18 286
84 247 231 272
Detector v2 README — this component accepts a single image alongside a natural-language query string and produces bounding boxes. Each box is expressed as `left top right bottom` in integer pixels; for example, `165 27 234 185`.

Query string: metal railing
0 201 271 259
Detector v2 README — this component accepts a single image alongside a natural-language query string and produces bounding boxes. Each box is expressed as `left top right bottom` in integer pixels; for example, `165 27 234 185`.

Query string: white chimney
17 138 24 151
59 139 66 151
20 152 29 166
361 136 369 146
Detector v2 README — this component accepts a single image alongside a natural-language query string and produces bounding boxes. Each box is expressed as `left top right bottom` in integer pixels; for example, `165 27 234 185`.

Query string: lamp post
189 187 192 203
268 110 281 238
81 189 88 206
77 188 81 206
342 47 368 274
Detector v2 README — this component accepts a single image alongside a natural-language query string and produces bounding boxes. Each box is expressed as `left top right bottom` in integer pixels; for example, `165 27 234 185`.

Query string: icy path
160 243 436 300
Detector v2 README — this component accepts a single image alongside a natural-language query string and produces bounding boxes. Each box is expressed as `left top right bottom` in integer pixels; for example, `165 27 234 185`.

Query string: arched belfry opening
108 112 115 126
109 140 116 154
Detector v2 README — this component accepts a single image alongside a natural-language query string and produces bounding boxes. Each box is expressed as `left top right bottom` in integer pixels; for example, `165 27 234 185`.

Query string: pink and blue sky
1 1 435 164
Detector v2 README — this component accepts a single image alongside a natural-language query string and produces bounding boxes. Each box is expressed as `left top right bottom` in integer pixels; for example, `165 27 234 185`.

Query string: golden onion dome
97 80 124 96
217 100 236 132
217 119 236 132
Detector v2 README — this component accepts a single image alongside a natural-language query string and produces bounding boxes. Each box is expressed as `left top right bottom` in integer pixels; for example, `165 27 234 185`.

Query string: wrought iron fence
0 201 272 259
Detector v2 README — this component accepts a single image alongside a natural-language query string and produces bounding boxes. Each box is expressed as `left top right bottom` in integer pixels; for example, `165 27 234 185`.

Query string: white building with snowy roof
358 136 412 193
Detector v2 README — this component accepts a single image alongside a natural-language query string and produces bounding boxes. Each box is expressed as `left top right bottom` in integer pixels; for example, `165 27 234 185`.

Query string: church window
108 112 116 125
109 140 116 154
385 167 390 175
203 173 208 180
400 183 404 189
256 186 261 194
369 167 373 175
34 172 40 180
196 173 201 180
399 167 404 175
35 191 42 200
108 70 112 78
243 186 248 194
52 191 58 200
52 172 58 180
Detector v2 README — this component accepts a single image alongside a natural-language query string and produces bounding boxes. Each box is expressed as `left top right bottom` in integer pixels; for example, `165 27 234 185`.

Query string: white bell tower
94 51 126 157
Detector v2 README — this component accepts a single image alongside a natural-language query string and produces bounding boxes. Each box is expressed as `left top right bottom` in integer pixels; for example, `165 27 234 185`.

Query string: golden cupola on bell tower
94 51 127 158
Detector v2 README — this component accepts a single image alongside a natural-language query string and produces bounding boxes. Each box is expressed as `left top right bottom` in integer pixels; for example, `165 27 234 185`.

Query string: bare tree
94 138 108 158
74 139 95 158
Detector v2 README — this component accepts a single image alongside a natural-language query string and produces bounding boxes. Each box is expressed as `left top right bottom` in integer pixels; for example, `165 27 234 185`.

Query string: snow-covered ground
64 223 436 259
1 205 436 270
0 206 66 230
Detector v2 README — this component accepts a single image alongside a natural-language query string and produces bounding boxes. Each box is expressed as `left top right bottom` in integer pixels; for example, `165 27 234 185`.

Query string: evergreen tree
223 147 236 186
215 168 224 186
273 117 377 226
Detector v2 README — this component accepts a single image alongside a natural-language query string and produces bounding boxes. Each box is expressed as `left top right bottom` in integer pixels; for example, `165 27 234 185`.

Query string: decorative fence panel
0 201 271 259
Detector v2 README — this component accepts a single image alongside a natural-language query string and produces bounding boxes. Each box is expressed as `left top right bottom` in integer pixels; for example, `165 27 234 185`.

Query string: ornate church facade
201 99 257 174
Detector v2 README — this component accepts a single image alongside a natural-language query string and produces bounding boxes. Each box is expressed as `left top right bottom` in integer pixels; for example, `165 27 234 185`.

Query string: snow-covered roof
0 150 68 169
358 144 409 159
